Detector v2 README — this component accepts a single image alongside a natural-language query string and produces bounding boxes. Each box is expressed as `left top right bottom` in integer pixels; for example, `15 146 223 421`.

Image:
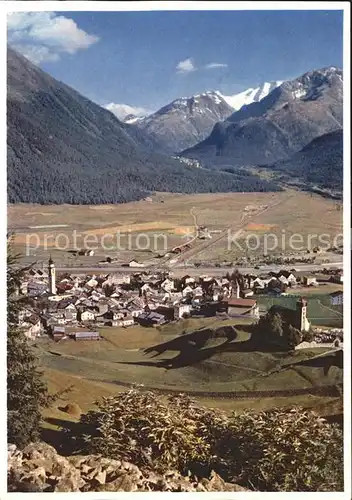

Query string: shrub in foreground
79 390 226 476
77 389 343 492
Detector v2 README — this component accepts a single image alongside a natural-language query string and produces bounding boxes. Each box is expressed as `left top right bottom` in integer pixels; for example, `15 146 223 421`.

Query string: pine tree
7 236 50 448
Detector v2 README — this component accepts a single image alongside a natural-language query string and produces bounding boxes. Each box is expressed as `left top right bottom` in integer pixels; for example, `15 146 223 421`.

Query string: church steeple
48 255 56 295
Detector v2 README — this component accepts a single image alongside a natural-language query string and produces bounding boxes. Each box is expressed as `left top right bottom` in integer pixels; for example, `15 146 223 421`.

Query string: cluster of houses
17 258 343 342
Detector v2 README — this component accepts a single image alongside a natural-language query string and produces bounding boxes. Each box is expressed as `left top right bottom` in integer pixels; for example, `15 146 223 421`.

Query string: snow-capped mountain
134 90 234 153
219 81 283 111
105 103 151 121
123 113 147 124
183 66 342 167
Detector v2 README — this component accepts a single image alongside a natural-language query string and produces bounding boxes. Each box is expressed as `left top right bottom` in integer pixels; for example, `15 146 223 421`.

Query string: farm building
52 326 66 342
224 298 259 318
72 331 100 341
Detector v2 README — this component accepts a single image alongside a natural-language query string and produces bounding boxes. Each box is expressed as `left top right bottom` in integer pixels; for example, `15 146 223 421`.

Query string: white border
1 2 351 499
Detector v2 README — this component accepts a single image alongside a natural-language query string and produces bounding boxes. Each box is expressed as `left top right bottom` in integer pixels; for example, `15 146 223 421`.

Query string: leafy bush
76 389 343 491
79 390 226 475
221 407 343 491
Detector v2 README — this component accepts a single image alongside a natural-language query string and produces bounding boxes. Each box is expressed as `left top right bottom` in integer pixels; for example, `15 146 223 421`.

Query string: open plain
8 189 343 268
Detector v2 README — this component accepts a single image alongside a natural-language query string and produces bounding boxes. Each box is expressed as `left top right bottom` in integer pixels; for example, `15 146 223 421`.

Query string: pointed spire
48 254 54 265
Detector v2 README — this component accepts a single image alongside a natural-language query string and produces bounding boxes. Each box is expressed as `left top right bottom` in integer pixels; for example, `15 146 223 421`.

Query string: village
17 256 343 349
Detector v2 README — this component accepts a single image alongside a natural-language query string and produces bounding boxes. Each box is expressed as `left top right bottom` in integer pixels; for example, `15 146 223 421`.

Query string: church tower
296 297 310 332
48 255 57 295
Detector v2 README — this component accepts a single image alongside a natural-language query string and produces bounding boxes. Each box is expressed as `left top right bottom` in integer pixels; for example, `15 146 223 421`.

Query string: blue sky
7 10 343 113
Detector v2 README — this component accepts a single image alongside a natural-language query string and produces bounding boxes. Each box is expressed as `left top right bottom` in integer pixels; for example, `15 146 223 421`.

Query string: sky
7 9 344 117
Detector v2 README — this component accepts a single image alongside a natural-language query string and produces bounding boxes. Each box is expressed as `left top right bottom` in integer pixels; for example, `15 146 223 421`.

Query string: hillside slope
269 129 343 191
7 48 279 205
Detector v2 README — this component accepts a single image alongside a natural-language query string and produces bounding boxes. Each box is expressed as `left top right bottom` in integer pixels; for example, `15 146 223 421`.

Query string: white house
185 277 196 285
80 310 96 322
21 317 42 339
116 317 135 327
161 279 175 292
174 303 192 319
86 278 98 288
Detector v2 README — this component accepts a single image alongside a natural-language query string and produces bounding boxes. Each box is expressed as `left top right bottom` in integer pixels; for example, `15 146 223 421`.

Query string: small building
136 311 166 327
52 326 66 342
21 315 42 339
114 317 135 327
174 303 192 319
129 260 145 268
330 291 343 306
225 298 259 318
80 310 96 322
73 331 100 341
302 276 317 286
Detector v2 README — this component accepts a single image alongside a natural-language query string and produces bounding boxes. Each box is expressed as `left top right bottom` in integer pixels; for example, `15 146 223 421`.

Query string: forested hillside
7 48 280 204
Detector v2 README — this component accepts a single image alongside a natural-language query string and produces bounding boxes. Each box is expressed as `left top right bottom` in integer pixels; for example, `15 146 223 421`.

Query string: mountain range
7 47 279 205
107 82 283 153
183 67 343 168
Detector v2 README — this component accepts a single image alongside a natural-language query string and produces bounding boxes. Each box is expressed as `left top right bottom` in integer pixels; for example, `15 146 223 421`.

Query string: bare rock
100 473 139 492
7 442 251 493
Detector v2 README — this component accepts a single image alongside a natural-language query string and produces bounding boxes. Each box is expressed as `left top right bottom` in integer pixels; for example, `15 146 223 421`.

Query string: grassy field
37 316 342 415
257 294 343 328
8 189 342 266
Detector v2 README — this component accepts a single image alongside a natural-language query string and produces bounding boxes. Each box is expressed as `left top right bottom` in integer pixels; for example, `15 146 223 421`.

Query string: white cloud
7 12 99 64
205 62 228 69
176 58 196 74
105 103 151 120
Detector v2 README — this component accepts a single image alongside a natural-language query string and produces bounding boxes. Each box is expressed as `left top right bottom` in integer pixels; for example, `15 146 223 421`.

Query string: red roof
226 298 257 307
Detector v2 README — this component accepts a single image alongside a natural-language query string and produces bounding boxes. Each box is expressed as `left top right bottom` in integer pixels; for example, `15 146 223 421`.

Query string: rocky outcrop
7 442 249 492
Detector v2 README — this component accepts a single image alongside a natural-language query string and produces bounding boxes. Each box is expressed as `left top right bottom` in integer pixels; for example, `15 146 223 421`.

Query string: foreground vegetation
69 389 343 492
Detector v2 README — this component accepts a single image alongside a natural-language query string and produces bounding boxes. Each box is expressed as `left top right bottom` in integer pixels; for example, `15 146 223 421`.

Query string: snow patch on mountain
219 81 283 110
105 103 151 121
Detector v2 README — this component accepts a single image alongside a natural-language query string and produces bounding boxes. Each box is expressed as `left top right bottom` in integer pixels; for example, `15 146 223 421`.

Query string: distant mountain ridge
7 47 280 205
117 82 283 153
183 66 343 168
